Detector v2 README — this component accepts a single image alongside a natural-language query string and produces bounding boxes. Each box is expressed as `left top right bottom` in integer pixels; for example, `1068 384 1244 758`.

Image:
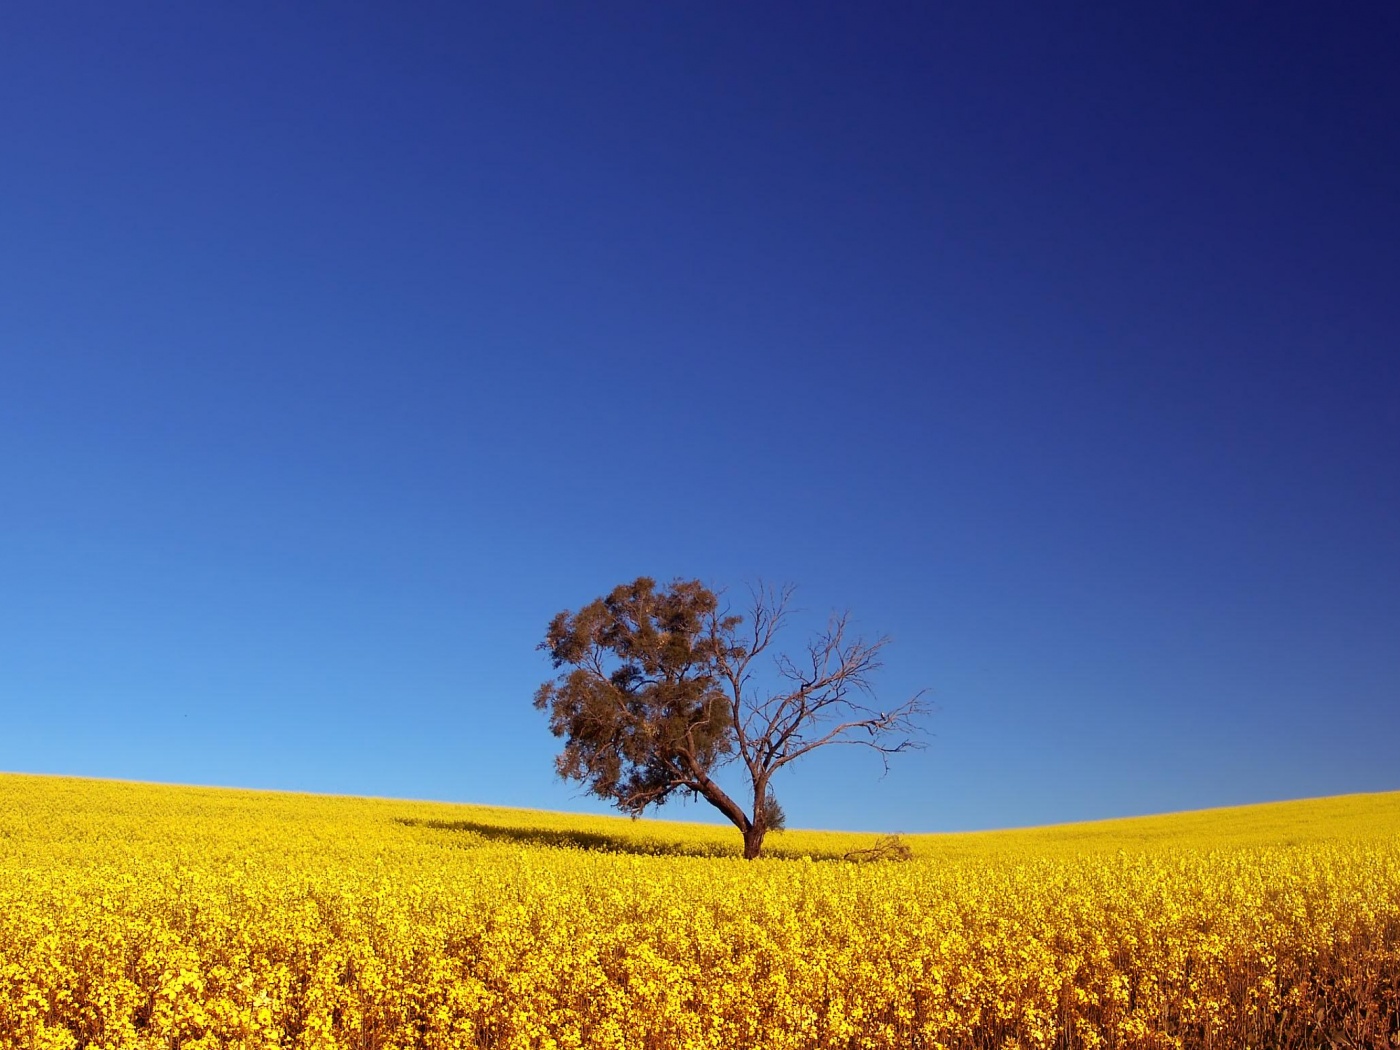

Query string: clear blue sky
3 2 1397 833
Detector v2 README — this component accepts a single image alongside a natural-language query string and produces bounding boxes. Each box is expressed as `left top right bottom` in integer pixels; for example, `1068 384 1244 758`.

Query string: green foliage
761 787 787 833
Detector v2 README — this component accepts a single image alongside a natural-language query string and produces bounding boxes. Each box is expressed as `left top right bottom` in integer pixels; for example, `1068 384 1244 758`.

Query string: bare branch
770 690 929 773
740 609 928 776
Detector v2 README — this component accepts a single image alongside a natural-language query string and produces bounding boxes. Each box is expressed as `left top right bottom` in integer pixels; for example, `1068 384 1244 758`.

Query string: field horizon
5 768 1397 853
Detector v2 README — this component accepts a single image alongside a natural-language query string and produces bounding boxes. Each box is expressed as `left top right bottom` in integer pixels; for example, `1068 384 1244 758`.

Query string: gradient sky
3 2 1397 833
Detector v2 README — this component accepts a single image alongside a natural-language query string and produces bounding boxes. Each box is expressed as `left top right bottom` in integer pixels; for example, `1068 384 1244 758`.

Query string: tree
534 576 927 859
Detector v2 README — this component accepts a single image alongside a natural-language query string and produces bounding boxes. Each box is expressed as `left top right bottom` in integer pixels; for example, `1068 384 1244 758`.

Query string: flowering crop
2 773 1398 1049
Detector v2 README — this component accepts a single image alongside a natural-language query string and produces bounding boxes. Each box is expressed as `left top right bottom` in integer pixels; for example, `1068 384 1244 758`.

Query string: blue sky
2 2 1397 833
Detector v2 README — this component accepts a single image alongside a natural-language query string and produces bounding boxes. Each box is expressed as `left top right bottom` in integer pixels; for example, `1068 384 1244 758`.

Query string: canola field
2 773 1399 1050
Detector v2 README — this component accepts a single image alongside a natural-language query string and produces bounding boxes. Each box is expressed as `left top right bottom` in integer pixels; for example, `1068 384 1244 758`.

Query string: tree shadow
394 817 743 859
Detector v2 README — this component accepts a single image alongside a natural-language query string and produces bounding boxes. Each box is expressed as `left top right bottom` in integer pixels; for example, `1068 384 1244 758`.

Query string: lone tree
534 577 927 859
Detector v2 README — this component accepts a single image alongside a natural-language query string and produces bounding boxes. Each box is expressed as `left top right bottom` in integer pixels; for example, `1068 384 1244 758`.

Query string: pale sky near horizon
3 2 1397 832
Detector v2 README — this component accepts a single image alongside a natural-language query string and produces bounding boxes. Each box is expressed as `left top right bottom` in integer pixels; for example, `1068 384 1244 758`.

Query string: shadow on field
394 818 743 859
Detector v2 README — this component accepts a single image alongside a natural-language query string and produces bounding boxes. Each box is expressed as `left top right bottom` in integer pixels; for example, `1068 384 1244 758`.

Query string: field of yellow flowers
3 773 1398 1050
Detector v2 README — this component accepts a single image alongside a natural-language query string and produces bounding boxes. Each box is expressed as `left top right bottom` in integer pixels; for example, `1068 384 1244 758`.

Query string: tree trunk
742 824 767 860
741 777 771 860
